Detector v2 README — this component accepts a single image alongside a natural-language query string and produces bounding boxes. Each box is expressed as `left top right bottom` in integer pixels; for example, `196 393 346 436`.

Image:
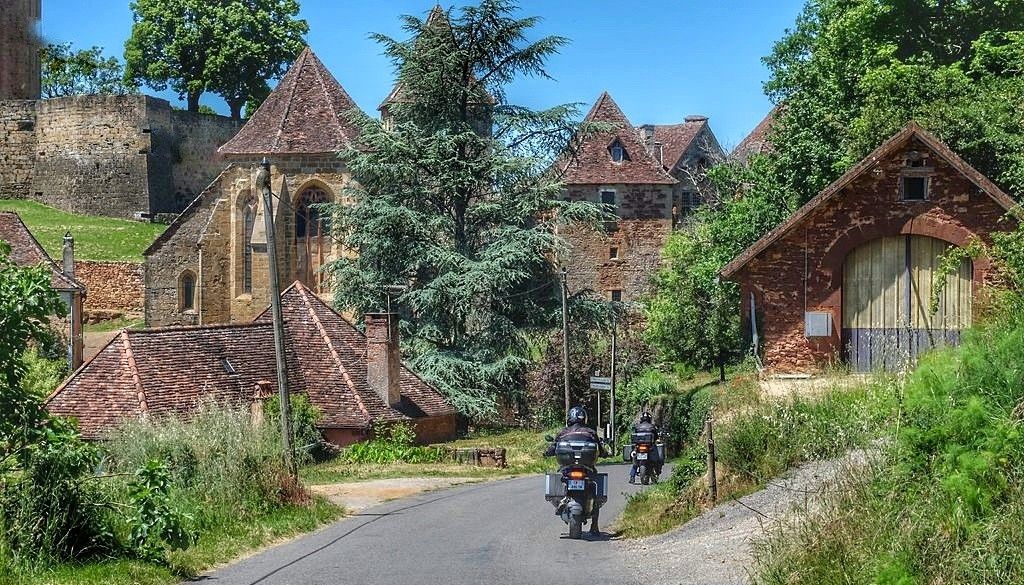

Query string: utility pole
560 267 570 418
610 315 617 450
257 158 297 481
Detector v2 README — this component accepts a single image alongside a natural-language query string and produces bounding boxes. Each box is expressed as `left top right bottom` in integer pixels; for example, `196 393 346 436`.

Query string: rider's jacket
632 421 660 442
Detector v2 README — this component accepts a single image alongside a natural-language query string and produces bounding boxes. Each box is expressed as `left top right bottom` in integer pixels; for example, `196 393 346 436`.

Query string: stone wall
561 183 674 302
732 138 1015 373
0 94 240 219
144 155 352 327
0 100 37 199
75 260 144 314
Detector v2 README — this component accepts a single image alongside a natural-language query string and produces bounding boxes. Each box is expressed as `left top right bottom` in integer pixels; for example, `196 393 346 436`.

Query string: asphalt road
196 461 662 585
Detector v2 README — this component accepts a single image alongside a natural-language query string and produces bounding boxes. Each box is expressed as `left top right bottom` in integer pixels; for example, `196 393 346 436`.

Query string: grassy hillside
0 200 165 262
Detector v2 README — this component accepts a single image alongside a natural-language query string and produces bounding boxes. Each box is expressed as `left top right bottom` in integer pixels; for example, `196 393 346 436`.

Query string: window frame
179 270 197 312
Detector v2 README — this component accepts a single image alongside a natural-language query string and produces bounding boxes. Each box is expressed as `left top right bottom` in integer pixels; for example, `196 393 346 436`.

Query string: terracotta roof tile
218 47 363 156
644 117 707 171
733 106 778 160
0 212 84 292
560 92 676 185
48 281 454 439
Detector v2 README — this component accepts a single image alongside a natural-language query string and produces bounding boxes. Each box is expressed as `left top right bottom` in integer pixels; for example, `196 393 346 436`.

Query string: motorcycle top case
631 431 656 445
553 440 599 467
544 473 608 503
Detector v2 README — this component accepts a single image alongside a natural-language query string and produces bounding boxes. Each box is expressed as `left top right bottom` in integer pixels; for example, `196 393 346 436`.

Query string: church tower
1 0 42 99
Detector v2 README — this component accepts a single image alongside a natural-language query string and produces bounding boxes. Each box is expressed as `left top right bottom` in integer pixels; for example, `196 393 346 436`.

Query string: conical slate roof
219 47 363 156
560 92 676 185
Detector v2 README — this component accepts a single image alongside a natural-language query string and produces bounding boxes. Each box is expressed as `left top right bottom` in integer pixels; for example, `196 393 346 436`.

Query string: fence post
706 415 717 503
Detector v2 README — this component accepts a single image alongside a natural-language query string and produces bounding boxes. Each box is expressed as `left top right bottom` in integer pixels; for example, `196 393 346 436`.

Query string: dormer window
609 140 628 163
900 149 932 201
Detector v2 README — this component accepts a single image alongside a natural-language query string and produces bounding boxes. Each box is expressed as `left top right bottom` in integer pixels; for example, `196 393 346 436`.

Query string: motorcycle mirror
544 435 554 442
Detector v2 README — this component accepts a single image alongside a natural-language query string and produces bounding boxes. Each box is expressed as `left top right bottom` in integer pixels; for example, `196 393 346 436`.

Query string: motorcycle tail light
637 444 649 452
568 469 586 480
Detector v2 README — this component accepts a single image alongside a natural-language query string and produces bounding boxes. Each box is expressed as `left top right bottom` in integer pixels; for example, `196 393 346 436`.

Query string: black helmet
567 406 588 426
640 411 653 423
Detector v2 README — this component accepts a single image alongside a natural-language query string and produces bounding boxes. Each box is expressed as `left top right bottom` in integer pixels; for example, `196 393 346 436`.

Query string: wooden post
560 267 570 418
706 415 717 503
609 316 617 450
258 158 297 482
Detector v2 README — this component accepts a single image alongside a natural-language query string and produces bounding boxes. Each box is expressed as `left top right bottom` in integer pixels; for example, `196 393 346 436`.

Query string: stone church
144 47 360 327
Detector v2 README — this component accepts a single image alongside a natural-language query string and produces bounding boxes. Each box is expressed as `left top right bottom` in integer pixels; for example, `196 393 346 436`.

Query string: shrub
265 394 331 463
342 421 447 465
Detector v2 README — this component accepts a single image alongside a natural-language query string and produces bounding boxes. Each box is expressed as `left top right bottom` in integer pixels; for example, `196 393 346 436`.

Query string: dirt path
308 477 485 512
625 451 870 585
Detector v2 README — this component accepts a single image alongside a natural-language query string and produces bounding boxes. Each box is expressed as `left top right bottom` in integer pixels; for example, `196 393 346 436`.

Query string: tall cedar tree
327 1 604 418
124 0 307 118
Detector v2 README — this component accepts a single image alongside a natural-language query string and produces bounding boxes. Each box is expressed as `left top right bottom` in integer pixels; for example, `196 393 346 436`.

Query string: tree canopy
40 43 138 99
326 0 604 418
123 0 307 119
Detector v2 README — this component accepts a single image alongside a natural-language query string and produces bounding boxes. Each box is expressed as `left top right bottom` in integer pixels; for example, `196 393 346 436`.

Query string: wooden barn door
842 235 971 372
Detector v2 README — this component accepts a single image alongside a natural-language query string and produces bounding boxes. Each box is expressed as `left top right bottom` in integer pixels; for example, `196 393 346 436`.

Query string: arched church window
294 187 332 291
242 197 256 294
179 270 196 311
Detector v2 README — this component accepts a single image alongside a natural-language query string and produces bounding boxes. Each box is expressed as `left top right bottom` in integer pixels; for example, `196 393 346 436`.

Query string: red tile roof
0 212 84 292
720 122 1020 278
218 47 363 156
732 106 778 160
560 92 676 185
47 281 454 439
645 117 708 171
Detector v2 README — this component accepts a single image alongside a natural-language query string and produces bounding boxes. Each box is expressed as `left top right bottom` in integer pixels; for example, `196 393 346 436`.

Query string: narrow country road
196 462 658 585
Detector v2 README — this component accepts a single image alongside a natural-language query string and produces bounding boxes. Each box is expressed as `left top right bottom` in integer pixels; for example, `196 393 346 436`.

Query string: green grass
9 498 343 585
0 200 165 262
302 428 555 484
82 316 144 333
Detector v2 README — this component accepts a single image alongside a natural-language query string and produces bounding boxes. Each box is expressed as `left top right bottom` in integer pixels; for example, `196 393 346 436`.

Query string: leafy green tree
760 0 1024 206
327 1 604 418
124 0 307 118
40 43 138 98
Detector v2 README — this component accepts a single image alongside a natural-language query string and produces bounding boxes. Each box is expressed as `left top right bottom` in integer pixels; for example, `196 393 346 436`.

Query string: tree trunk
718 357 726 383
187 91 201 112
228 98 244 120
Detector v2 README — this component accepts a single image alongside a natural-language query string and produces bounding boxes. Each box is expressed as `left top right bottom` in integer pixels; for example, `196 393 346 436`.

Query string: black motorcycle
543 436 608 539
630 431 663 485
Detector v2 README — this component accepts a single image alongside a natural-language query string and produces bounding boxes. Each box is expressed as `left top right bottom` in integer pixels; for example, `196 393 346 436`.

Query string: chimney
62 230 75 279
654 141 664 165
640 124 656 155
365 313 401 407
250 380 275 427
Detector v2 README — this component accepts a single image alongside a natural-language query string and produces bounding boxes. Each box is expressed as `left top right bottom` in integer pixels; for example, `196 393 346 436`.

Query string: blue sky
42 1 805 147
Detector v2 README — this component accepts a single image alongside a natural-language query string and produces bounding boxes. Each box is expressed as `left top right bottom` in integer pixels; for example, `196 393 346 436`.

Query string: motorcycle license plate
636 452 648 460
567 479 586 491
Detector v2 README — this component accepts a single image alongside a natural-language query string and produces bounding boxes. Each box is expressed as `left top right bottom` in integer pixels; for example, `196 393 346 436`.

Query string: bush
265 394 331 463
342 421 447 465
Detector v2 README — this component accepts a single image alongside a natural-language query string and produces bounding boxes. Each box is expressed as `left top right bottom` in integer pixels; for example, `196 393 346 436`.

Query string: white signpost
589 376 612 391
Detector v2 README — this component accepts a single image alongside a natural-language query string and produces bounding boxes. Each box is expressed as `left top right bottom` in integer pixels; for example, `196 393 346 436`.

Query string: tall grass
753 313 1024 584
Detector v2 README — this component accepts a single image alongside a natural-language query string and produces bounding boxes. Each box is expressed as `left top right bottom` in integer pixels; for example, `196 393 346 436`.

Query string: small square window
600 191 616 207
609 246 619 259
902 176 927 200
610 290 622 302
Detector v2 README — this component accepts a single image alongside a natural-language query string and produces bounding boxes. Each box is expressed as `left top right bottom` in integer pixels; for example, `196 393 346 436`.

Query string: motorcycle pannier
554 440 599 467
622 444 633 462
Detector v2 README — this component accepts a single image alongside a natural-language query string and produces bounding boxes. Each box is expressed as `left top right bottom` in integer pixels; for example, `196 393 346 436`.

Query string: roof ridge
2 212 84 292
273 47 309 153
129 321 274 335
120 330 150 417
297 284 371 425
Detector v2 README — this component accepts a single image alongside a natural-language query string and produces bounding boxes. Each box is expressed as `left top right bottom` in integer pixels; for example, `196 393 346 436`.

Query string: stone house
558 92 723 302
720 123 1019 373
0 211 85 369
47 281 457 446
143 47 361 327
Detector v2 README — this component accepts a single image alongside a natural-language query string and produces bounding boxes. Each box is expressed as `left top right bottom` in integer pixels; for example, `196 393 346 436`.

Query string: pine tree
327 1 603 418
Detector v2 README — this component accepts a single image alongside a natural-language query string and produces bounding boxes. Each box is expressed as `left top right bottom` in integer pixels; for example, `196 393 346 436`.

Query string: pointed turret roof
560 92 676 185
219 47 363 156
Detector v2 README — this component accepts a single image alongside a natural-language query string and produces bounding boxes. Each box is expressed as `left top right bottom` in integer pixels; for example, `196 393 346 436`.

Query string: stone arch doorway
842 235 972 371
294 185 331 292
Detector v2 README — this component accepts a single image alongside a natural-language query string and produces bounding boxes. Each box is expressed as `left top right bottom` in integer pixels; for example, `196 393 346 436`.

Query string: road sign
590 376 611 391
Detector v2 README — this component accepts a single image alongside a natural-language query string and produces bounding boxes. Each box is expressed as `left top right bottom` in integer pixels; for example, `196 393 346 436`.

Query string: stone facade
76 260 144 314
723 124 1017 373
562 184 674 300
144 155 352 327
0 95 241 219
0 0 40 100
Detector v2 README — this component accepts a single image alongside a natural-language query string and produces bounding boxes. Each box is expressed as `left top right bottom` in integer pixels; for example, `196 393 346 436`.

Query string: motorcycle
543 435 608 539
628 431 664 485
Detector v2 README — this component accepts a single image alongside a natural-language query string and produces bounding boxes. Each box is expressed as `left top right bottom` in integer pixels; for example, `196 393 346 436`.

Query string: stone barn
721 123 1018 373
47 281 457 446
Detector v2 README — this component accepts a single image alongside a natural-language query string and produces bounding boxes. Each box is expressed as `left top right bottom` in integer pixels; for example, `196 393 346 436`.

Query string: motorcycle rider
545 406 611 536
628 411 661 484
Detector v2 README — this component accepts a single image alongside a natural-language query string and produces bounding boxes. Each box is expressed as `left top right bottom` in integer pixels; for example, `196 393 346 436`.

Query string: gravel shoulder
625 450 871 585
